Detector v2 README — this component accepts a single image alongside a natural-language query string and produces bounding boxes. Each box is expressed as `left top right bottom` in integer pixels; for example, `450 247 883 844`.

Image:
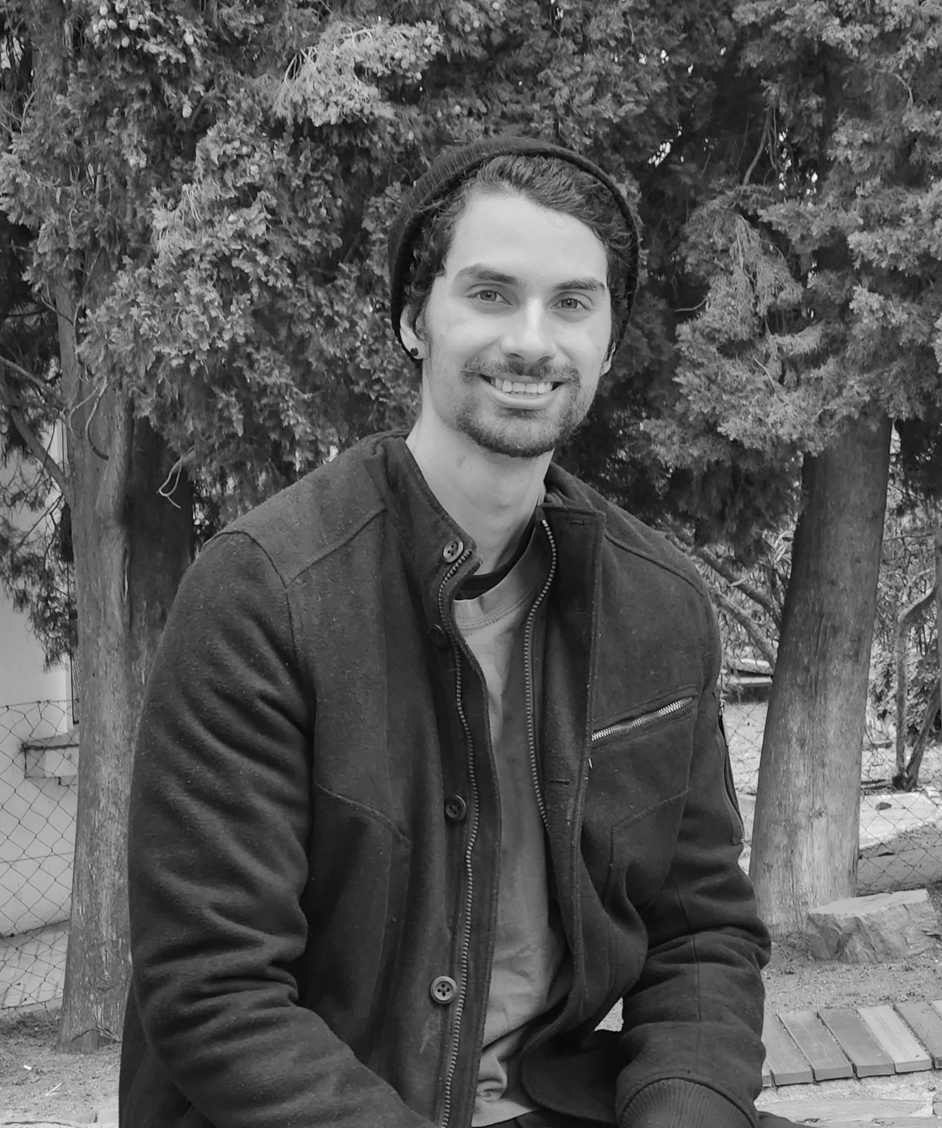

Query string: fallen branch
711 588 778 670
895 585 937 778
895 678 942 791
693 544 780 622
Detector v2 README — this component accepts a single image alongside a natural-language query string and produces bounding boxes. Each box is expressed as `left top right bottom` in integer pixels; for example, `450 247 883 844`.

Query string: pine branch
742 104 773 187
0 359 72 506
2 495 61 557
0 353 51 395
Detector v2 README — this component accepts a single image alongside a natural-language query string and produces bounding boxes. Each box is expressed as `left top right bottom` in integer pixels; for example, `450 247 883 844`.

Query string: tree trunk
749 413 892 939
55 290 193 1052
936 521 941 737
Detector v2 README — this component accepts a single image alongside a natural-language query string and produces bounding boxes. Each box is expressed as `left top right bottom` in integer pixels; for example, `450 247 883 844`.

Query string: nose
500 300 557 366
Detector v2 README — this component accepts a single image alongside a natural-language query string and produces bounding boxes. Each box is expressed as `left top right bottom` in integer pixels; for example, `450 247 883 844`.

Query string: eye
471 288 505 304
557 295 589 311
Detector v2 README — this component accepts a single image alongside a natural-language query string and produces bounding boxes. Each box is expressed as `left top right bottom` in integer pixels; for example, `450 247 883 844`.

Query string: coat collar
360 432 604 634
363 432 604 553
363 433 479 602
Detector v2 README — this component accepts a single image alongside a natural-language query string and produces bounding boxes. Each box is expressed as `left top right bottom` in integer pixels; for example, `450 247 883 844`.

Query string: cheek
428 323 486 368
571 354 604 396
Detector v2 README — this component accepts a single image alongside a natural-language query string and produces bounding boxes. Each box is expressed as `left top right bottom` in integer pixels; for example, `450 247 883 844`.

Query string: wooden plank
778 1009 853 1080
858 1003 932 1072
896 999 942 1067
818 1007 895 1077
761 1011 813 1086
757 1096 924 1122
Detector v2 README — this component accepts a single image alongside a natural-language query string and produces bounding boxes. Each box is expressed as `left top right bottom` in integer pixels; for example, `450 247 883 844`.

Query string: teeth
490 378 553 396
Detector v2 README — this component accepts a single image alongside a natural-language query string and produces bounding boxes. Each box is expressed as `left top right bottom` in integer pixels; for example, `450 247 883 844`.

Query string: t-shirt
454 527 570 1126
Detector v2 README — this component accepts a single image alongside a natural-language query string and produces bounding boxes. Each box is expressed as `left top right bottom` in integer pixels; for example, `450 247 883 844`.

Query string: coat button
444 795 467 822
429 624 449 650
442 538 464 562
430 975 458 1004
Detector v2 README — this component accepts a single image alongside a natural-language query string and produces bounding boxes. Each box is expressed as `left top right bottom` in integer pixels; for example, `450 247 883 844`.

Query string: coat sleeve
125 530 434 1128
615 596 771 1128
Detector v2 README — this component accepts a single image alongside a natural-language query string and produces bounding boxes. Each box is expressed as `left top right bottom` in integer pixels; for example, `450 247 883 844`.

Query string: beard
453 357 593 459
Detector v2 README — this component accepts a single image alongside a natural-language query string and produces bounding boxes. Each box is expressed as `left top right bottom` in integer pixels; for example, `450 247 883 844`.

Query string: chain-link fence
858 728 942 895
724 689 942 895
0 700 76 1010
0 689 940 1013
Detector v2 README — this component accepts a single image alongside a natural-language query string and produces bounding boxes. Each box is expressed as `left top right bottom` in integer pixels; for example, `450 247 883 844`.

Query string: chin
483 440 557 460
465 422 574 460
452 397 589 460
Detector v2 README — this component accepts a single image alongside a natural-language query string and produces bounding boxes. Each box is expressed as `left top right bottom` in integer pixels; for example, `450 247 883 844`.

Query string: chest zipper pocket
591 695 695 747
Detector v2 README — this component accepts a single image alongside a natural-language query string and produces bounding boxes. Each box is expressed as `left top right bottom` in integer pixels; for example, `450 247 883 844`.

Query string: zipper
591 695 695 744
725 758 745 843
435 544 477 1128
523 518 558 832
720 709 745 844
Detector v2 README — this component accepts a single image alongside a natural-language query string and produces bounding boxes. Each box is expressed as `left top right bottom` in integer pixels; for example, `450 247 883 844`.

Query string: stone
806 888 941 963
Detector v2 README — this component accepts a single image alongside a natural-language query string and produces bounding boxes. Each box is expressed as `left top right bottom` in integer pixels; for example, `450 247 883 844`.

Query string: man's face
404 189 614 460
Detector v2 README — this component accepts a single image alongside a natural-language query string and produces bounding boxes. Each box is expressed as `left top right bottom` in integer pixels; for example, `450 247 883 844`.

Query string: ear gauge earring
409 347 420 358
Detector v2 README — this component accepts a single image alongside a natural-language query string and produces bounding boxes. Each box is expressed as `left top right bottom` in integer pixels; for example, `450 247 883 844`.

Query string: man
120 136 794 1128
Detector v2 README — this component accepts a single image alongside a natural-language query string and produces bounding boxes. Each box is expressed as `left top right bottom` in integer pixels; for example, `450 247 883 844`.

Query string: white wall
0 700 76 935
0 436 74 936
0 596 70 710
0 434 71 712
0 590 74 936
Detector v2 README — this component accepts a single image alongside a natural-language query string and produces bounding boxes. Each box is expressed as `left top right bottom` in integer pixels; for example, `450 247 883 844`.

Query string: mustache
463 358 581 385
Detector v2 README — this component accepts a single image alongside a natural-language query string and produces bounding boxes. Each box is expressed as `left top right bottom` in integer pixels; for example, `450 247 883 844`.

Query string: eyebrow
453 265 608 294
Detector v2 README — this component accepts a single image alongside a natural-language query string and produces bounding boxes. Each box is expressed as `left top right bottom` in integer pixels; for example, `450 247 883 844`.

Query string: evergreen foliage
663 0 942 469
1 0 775 638
0 0 941 995
0 205 70 666
1 0 940 703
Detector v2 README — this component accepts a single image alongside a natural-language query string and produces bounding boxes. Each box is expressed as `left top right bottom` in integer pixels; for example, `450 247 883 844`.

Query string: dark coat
120 434 770 1128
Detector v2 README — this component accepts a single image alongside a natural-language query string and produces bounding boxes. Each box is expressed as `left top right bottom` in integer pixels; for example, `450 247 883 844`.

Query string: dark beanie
387 134 640 356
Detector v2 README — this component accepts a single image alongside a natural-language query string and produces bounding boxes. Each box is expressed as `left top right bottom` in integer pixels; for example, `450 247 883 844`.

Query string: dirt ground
5 897 942 1124
763 930 942 1013
0 1007 118 1122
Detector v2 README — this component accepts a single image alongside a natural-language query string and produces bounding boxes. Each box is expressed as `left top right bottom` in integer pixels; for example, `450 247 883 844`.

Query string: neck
406 417 550 573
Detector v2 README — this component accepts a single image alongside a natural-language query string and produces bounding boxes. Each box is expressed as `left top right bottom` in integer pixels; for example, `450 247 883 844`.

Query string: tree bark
20 0 194 1051
55 289 193 1052
936 521 942 740
749 413 892 939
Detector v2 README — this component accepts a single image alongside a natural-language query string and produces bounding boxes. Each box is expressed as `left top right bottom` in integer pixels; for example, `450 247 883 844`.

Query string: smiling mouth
484 376 557 396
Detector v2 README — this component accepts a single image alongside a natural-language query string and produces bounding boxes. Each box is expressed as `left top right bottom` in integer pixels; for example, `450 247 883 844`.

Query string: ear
600 351 613 377
399 307 427 360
